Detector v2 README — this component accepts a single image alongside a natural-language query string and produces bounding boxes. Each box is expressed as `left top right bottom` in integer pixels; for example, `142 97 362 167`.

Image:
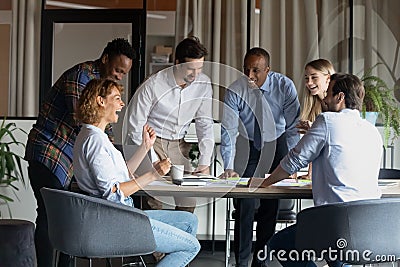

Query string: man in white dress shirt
127 36 214 212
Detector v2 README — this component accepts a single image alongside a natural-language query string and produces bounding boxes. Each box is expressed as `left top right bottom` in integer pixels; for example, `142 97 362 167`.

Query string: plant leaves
0 117 27 217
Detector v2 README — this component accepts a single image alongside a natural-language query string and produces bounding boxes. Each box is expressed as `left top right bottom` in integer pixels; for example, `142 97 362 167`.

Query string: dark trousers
28 161 73 267
234 134 288 267
267 224 343 267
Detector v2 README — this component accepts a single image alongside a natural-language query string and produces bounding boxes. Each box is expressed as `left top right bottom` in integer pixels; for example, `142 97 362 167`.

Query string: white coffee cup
170 165 184 181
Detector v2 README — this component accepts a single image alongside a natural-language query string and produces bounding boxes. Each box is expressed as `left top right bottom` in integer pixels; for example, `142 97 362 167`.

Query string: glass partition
40 8 145 105
40 5 145 143
353 0 400 100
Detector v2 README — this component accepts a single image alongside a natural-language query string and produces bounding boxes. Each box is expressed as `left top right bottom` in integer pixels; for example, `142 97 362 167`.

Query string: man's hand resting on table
247 177 267 188
193 165 210 175
219 169 239 179
248 165 292 188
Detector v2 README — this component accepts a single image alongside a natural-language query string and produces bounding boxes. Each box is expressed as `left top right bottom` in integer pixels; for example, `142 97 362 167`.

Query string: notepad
272 178 312 187
378 181 398 188
172 178 208 186
183 174 217 179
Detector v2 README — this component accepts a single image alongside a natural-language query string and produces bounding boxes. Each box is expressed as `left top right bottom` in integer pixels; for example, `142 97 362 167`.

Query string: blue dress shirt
221 71 300 170
280 109 382 205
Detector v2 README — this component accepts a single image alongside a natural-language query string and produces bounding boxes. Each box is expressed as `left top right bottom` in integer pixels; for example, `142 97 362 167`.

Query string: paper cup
171 165 184 182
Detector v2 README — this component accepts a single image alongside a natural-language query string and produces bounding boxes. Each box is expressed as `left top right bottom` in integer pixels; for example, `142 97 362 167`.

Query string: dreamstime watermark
257 238 397 263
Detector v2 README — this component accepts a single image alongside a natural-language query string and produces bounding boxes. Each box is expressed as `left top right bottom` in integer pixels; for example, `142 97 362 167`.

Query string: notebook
378 181 398 188
172 178 208 186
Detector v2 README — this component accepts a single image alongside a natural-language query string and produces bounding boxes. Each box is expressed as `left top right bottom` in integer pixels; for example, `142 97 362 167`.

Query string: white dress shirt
280 109 382 206
127 67 214 166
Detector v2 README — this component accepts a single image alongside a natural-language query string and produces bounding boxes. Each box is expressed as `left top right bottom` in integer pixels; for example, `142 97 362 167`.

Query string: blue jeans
263 224 343 267
145 210 201 267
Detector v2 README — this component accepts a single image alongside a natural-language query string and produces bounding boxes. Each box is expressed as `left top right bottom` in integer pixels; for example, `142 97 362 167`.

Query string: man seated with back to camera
249 73 382 267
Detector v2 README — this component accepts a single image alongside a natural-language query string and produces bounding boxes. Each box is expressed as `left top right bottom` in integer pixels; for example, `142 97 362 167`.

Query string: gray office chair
296 198 400 265
40 187 156 267
379 168 400 179
276 199 297 224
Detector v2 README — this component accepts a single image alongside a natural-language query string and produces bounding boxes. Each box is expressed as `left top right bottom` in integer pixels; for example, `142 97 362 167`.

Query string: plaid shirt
25 60 113 188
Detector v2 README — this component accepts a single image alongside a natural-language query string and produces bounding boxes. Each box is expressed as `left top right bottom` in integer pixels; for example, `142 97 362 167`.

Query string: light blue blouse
73 124 134 206
280 109 382 206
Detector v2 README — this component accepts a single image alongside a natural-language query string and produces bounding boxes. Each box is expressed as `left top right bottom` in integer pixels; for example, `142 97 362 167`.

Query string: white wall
0 119 36 221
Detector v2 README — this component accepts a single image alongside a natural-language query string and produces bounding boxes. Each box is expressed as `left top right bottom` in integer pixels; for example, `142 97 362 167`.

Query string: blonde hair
300 59 335 122
76 79 124 124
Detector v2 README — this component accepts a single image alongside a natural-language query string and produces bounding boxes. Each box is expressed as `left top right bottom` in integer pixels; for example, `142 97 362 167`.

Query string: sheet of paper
183 174 217 179
206 177 250 187
272 178 311 187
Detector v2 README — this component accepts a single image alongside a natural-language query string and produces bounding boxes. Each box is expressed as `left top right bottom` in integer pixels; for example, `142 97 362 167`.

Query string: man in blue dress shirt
220 47 300 267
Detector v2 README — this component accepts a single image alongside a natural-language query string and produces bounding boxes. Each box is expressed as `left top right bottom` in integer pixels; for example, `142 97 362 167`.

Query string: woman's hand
296 120 312 134
154 158 171 176
142 124 156 151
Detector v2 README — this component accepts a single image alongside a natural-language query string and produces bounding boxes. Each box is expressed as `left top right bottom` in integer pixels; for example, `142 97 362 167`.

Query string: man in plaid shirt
25 38 135 267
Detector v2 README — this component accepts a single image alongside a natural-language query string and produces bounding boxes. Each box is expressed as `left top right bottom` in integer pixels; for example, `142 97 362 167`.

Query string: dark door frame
39 1 147 106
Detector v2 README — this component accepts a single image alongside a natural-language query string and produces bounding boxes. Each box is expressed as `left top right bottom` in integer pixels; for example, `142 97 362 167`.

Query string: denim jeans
145 210 201 267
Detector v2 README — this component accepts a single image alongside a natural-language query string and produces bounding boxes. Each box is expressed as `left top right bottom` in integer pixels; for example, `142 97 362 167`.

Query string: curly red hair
76 79 124 124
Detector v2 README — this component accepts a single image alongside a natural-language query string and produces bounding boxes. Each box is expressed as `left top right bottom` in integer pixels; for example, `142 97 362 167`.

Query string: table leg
212 199 216 254
225 198 231 267
391 146 394 169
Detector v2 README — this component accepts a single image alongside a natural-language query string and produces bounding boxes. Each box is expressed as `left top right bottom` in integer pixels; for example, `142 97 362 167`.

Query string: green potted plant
188 143 221 171
360 67 400 148
0 117 27 217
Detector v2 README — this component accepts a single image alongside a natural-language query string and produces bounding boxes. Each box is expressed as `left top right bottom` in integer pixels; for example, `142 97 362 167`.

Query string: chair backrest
233 199 297 222
295 198 400 264
379 168 400 179
40 187 156 258
277 199 297 222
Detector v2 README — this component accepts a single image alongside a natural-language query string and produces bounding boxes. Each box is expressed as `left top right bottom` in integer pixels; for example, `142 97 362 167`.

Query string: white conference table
138 179 400 267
